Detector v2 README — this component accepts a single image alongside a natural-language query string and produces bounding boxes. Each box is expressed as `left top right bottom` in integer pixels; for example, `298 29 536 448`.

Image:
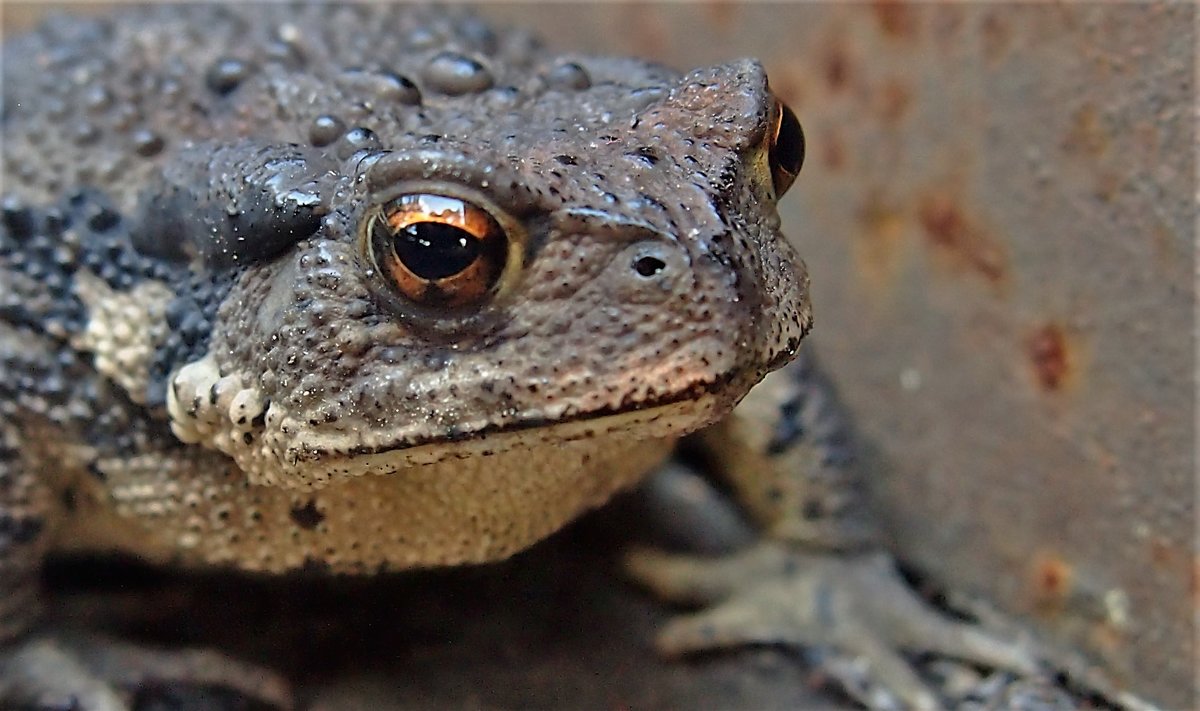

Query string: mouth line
293 370 743 464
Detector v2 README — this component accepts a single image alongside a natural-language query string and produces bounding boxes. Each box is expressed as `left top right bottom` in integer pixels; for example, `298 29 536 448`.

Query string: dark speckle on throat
290 499 325 531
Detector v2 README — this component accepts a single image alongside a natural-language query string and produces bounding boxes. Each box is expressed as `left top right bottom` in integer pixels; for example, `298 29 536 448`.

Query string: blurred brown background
4 3 1195 709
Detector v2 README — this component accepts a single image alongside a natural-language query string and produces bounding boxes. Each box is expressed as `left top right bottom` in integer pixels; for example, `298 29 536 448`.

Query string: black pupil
634 256 666 277
773 103 805 176
393 222 480 280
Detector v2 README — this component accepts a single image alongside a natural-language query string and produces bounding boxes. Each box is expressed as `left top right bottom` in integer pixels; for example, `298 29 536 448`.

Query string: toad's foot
625 542 1042 711
0 634 293 711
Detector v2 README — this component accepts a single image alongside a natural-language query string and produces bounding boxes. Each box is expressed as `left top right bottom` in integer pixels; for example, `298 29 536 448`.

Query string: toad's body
0 6 1045 710
2 4 807 573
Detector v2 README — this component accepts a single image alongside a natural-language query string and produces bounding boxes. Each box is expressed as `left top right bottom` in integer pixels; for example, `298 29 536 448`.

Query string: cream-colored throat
86 433 676 574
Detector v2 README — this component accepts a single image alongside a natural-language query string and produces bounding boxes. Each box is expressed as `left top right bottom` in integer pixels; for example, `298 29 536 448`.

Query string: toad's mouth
279 372 747 488
297 390 725 474
167 349 776 490
288 330 806 474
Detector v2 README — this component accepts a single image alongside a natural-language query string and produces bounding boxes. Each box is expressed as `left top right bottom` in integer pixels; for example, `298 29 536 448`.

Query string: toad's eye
767 98 805 198
367 194 508 308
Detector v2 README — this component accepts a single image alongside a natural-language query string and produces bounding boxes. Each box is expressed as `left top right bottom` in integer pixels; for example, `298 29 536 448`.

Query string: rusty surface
4 3 1196 709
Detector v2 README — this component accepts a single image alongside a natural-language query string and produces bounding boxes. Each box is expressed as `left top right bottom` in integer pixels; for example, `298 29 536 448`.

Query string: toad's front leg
0 633 293 711
626 351 1050 711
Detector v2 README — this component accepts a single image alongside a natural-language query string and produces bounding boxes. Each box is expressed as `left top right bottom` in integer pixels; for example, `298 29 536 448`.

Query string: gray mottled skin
0 5 1058 711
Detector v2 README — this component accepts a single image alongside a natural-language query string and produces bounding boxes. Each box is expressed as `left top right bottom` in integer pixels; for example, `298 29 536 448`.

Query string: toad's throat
93 426 684 574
